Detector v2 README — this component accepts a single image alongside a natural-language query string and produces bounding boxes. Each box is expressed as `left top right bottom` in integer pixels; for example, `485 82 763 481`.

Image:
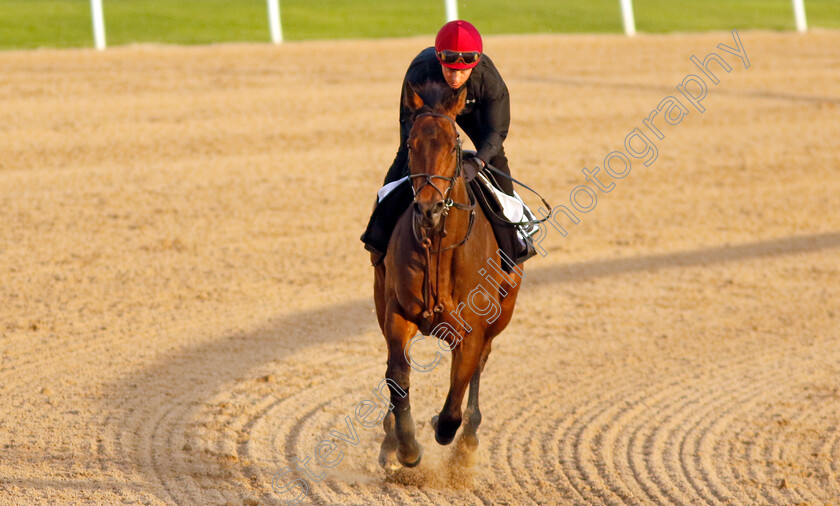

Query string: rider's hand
463 157 484 182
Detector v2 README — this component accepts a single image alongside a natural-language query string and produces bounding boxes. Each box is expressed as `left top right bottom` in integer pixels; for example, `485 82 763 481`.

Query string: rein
408 111 476 319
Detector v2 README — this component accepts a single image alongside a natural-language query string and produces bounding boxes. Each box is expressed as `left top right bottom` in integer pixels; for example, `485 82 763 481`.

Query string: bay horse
373 81 523 470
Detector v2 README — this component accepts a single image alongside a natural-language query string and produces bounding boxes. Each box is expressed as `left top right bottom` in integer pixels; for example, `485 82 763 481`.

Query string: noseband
407 111 476 320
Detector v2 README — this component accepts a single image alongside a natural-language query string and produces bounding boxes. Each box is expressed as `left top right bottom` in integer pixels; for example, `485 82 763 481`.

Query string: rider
361 20 536 267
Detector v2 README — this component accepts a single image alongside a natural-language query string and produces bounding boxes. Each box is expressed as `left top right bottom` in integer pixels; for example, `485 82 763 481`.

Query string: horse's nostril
415 201 445 224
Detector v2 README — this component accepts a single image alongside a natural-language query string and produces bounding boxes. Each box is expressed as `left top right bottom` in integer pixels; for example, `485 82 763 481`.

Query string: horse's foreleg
433 334 483 445
373 264 387 333
378 410 400 471
382 304 423 468
460 339 492 450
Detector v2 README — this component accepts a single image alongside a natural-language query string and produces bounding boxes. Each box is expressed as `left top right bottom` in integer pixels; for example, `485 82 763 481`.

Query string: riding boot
493 222 537 273
515 228 539 265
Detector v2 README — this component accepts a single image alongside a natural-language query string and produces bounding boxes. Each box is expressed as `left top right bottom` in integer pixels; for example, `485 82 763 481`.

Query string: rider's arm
475 75 510 164
384 52 434 185
382 79 416 185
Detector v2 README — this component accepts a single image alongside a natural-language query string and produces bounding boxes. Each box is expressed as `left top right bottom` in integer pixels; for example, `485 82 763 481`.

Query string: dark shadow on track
526 231 840 287
519 75 840 105
98 230 840 502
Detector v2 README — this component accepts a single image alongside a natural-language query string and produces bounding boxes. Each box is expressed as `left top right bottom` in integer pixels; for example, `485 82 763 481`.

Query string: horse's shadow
99 298 377 503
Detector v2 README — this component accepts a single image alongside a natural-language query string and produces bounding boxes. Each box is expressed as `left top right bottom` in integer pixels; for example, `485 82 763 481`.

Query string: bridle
407 112 476 248
407 111 476 320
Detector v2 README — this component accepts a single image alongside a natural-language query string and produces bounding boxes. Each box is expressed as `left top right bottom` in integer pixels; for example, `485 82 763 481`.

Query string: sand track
1 31 839 504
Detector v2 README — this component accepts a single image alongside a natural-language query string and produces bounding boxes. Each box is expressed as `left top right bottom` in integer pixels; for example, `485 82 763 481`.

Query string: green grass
2 1 93 49
467 0 840 34
2 0 274 48
2 0 839 50
634 0 840 32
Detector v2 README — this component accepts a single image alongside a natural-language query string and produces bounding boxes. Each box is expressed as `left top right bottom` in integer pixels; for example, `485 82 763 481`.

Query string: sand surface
1 31 839 504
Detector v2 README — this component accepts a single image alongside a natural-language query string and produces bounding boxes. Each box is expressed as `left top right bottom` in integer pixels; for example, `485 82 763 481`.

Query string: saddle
466 163 539 269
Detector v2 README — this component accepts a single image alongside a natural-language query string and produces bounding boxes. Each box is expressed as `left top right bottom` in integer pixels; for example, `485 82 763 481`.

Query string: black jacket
385 47 510 183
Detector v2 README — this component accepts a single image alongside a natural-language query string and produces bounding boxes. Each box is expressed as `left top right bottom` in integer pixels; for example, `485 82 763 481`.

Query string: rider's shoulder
474 53 502 78
407 47 437 67
405 47 440 81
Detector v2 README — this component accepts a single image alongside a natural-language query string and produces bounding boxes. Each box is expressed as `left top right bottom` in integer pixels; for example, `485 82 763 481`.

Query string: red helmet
435 20 483 70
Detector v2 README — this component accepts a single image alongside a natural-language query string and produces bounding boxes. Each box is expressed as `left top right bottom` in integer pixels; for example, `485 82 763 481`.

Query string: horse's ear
445 86 467 118
404 83 424 112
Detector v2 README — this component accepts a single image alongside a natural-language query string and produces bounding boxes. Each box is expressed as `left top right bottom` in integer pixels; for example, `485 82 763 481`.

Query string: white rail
619 0 636 36
268 0 283 44
445 0 459 22
792 0 808 32
84 1 813 50
90 0 106 50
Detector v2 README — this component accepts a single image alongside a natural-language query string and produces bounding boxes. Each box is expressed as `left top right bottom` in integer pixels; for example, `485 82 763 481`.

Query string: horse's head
404 82 467 232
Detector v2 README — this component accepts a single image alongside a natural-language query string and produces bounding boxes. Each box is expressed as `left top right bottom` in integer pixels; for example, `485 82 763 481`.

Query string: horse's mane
410 81 456 115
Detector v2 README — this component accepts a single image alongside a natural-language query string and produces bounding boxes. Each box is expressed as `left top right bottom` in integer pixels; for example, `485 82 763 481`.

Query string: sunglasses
436 50 481 66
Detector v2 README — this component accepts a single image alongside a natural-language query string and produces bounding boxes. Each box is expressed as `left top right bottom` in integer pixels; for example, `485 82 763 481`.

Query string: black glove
462 157 484 182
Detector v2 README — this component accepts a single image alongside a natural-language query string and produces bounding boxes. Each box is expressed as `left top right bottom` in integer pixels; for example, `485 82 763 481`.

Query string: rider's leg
480 148 538 268
361 157 413 264
383 156 409 186
485 147 514 195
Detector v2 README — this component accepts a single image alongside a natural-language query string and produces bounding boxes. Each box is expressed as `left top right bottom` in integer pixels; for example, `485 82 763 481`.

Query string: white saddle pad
377 176 410 202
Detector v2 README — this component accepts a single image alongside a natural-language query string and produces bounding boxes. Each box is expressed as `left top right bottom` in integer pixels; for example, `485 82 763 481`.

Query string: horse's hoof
458 433 479 452
451 433 479 468
431 415 439 431
434 416 461 446
397 442 423 468
379 447 401 472
435 429 456 446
